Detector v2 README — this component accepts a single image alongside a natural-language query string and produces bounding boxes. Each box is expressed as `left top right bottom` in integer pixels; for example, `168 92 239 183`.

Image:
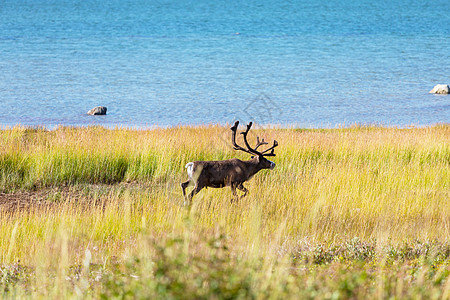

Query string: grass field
0 124 449 299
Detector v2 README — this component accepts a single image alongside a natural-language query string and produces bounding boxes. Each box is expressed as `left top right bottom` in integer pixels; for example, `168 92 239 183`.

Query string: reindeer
181 121 278 204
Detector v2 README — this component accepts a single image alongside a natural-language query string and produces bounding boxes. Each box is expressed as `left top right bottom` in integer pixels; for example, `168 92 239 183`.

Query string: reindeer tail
185 162 194 179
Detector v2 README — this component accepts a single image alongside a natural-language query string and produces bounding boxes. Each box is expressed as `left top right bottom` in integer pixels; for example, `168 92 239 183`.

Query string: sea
0 0 449 129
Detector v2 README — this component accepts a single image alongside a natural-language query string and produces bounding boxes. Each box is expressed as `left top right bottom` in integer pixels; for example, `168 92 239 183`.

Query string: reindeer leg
230 184 239 203
237 183 248 199
187 184 203 204
181 180 190 198
181 180 192 206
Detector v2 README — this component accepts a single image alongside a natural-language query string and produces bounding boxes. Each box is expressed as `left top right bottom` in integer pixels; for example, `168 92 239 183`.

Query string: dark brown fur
181 156 275 203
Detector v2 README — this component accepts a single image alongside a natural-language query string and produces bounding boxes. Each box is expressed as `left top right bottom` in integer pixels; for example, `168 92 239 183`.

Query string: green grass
0 124 449 299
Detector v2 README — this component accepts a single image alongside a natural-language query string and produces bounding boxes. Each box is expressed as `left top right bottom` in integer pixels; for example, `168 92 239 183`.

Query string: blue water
1 0 449 128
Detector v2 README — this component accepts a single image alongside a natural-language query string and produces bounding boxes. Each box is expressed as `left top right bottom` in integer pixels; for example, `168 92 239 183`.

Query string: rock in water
87 106 107 115
429 84 450 94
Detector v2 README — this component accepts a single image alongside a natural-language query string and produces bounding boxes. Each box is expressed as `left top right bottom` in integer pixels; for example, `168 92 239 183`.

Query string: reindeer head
230 121 278 169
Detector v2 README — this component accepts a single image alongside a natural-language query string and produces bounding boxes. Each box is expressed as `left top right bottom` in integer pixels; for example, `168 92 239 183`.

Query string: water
1 0 449 128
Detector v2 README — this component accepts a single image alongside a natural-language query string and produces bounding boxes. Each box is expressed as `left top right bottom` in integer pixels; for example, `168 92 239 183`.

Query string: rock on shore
87 106 107 115
429 84 450 94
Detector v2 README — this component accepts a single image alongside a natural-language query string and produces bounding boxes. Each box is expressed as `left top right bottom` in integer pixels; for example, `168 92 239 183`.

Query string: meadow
0 124 449 299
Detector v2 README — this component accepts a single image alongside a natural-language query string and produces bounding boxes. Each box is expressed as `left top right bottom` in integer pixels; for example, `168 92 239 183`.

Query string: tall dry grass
0 124 448 298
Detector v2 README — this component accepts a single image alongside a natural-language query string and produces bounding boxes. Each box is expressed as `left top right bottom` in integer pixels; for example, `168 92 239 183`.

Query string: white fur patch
185 162 194 179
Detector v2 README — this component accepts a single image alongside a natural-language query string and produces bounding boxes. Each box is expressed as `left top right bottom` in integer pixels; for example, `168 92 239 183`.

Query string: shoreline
1 121 449 131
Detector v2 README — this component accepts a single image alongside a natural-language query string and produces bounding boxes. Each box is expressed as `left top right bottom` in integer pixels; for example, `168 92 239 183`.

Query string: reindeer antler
230 121 253 155
254 137 268 151
230 121 278 157
260 140 278 156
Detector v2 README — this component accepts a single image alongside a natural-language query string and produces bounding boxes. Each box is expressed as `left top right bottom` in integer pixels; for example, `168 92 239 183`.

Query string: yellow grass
0 124 448 298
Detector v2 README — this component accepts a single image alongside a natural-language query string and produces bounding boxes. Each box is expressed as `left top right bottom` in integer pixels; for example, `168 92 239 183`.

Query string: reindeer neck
243 157 264 176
